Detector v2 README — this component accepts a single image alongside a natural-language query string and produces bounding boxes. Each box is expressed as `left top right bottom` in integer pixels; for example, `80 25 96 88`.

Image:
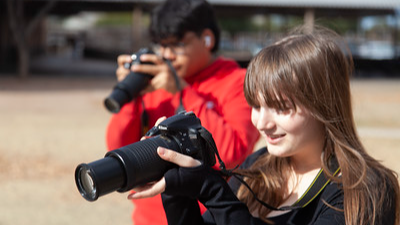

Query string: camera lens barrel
75 156 126 201
104 48 154 113
104 73 152 113
75 112 218 202
75 135 180 201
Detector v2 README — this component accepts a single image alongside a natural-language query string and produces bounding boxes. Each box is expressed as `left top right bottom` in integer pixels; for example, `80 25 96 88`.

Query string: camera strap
199 133 341 211
140 59 184 136
164 58 185 114
140 100 149 136
231 158 340 211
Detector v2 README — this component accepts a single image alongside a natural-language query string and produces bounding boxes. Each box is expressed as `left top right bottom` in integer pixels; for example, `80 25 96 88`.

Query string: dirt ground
0 73 399 225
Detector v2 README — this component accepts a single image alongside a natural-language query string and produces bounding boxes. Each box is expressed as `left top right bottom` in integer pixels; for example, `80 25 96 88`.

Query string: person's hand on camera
127 147 201 200
116 53 188 94
131 54 188 95
116 54 133 82
129 116 200 200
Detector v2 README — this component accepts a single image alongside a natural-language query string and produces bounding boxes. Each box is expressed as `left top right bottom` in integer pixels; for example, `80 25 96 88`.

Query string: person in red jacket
105 0 260 224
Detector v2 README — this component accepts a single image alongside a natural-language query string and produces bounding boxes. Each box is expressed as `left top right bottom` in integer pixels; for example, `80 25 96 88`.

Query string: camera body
75 111 217 201
104 48 154 113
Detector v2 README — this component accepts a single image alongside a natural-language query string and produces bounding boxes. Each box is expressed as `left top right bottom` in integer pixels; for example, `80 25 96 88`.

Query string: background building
1 0 399 76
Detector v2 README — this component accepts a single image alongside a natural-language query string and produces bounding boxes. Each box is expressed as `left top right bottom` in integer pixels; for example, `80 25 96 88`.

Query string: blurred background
0 0 399 224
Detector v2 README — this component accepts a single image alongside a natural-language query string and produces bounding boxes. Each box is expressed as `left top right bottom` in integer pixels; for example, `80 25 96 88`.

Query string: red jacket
106 57 260 225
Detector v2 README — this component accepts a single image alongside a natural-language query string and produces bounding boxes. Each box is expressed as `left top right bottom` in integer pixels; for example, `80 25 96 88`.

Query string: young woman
128 26 400 225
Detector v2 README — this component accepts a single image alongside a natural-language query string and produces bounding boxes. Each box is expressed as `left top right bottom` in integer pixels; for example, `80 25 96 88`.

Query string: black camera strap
198 127 219 166
231 158 340 211
140 100 149 136
164 58 185 114
198 131 341 212
140 58 184 136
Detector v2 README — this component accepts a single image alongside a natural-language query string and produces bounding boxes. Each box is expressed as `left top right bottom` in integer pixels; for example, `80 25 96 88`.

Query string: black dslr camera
75 111 217 201
104 48 154 113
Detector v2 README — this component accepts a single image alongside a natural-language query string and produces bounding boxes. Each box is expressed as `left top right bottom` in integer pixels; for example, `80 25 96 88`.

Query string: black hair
149 0 220 52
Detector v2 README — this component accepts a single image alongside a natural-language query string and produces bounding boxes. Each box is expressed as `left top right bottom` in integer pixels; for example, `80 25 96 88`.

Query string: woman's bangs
262 74 295 110
245 48 297 110
244 56 264 107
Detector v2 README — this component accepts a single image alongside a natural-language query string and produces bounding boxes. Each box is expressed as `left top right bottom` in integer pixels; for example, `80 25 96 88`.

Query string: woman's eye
276 106 292 114
277 108 286 113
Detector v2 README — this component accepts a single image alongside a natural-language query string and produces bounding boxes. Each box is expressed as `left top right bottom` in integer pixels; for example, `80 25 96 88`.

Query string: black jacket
161 148 395 225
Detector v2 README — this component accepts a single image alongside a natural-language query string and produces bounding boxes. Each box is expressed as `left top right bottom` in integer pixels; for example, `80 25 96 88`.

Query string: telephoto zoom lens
104 48 154 113
75 157 126 201
75 111 217 202
75 135 180 201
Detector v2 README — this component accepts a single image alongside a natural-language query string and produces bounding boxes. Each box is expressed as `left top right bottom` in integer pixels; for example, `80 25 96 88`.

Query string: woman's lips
266 134 286 144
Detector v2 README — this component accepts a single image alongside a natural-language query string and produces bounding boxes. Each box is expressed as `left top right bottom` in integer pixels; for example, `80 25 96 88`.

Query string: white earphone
204 36 211 47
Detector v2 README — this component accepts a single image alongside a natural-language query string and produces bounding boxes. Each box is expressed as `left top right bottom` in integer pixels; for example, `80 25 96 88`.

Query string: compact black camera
104 48 154 113
75 111 217 201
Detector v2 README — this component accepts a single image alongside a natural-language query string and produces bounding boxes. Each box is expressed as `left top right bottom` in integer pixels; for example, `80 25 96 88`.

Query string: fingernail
127 193 134 200
158 147 165 156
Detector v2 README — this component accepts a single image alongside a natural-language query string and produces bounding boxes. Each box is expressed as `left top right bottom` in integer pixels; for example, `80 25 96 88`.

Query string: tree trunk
18 43 29 78
6 0 57 78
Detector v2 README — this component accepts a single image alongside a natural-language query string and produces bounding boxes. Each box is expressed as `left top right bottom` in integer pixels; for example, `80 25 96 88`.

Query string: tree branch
26 0 59 36
6 0 23 44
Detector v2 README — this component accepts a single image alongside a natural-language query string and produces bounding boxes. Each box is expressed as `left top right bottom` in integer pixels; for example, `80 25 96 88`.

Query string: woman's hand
128 116 201 200
127 147 201 200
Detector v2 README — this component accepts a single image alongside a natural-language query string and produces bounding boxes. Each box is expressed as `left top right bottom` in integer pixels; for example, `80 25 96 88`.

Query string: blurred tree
6 0 58 78
95 12 133 27
219 16 270 35
317 17 358 35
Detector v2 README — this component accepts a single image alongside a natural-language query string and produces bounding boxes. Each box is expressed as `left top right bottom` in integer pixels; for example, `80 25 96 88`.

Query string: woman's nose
255 107 275 131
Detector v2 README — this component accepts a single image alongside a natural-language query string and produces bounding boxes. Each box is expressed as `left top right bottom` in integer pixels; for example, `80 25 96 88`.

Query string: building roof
36 0 400 10
25 0 400 17
208 0 400 10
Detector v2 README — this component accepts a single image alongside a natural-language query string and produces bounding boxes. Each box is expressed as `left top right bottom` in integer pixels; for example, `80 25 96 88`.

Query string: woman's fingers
127 147 202 200
157 147 201 168
155 116 167 126
127 178 166 200
140 116 167 141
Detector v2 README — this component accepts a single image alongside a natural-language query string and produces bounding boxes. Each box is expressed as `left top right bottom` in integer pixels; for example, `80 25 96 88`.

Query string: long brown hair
238 26 400 224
